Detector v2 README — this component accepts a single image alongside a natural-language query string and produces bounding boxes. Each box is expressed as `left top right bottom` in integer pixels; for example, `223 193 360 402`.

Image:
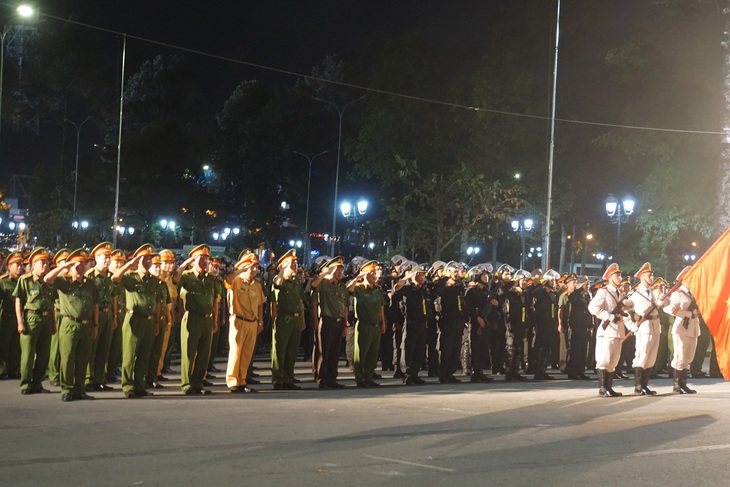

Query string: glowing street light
605 193 635 261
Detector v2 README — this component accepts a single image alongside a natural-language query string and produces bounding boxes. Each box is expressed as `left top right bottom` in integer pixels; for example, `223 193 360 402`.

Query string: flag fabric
682 226 730 380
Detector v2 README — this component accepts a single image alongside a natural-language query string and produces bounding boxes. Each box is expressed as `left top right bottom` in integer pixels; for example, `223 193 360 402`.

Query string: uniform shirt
227 276 265 321
179 270 219 315
0 274 18 322
352 284 384 327
628 284 665 335
503 288 528 331
400 282 429 325
54 275 99 321
558 290 593 331
533 286 558 331
663 285 701 338
153 277 172 321
113 281 126 318
273 277 304 315
315 279 348 320
87 268 115 310
119 272 160 316
588 284 630 339
439 281 468 325
465 284 490 324
13 273 54 314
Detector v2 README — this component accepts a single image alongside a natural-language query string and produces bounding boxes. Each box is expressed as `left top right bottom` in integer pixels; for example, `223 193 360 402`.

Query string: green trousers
0 314 20 377
180 312 213 392
105 311 124 382
48 311 63 382
86 308 114 386
147 317 167 384
354 322 381 384
271 314 302 386
19 316 53 391
121 314 155 394
59 317 93 395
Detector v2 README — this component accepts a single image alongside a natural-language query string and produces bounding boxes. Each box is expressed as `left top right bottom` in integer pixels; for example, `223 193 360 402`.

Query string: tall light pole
293 149 328 267
604 194 635 262
544 0 562 270
581 232 593 275
0 4 34 167
340 199 368 254
511 217 534 270
112 34 126 249
66 116 92 222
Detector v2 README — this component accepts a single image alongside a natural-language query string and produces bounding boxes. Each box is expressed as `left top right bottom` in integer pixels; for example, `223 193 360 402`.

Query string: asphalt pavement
1 358 728 487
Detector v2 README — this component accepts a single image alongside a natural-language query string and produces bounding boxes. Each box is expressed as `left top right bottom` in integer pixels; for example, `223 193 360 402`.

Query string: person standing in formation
664 267 699 394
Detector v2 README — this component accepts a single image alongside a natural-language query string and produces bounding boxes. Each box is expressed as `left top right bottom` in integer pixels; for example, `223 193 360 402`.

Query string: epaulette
0 273 8 279
19 273 32 280
84 268 95 277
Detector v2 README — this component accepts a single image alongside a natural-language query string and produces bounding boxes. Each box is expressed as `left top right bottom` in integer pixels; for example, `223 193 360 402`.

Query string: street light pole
293 149 328 268
605 194 635 263
112 34 126 249
66 116 92 221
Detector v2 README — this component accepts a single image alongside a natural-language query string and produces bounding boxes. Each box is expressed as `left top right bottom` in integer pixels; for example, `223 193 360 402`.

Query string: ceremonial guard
45 249 98 402
105 250 126 384
559 274 592 380
532 270 561 380
588 263 634 397
311 256 348 389
112 244 161 399
175 244 221 396
347 260 385 387
85 242 116 391
663 267 699 394
464 264 496 383
271 249 306 390
14 247 54 394
48 249 70 386
0 252 24 380
628 263 667 395
437 261 468 383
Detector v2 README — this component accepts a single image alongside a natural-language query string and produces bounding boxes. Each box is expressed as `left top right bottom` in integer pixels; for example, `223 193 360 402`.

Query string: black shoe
534 373 555 381
356 382 369 388
292 377 301 383
438 377 451 384
318 382 330 390
614 371 627 380
427 371 438 378
105 377 119 384
272 384 284 390
201 379 214 387
198 388 212 395
20 388 35 395
367 381 380 387
97 383 115 391
137 390 154 397
247 377 261 385
328 382 346 389
150 382 165 389
125 391 140 399
184 389 201 396
61 393 74 402
283 383 301 390
156 375 169 382
579 373 591 381
73 392 95 400
373 373 383 380
161 367 176 375
49 380 60 387
35 386 51 394
230 387 254 393
414 377 427 385
208 366 221 373
448 376 461 383
393 369 404 379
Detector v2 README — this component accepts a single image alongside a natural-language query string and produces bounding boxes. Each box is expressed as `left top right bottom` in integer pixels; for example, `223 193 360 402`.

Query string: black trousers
316 316 345 384
380 320 394 371
566 326 590 376
402 320 427 378
506 327 526 376
392 321 404 373
427 318 440 374
438 321 463 379
470 323 491 377
490 323 507 374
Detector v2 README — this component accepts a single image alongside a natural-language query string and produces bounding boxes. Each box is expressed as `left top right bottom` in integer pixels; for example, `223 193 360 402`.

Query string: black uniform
504 286 528 380
397 282 428 383
532 285 559 379
562 288 593 379
487 278 511 375
465 283 494 382
425 278 441 376
437 280 468 382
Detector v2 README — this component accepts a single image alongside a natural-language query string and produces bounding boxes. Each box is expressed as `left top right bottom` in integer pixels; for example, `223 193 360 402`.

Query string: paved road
1 360 728 486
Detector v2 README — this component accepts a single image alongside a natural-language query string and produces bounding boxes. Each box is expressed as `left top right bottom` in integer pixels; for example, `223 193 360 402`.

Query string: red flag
683 226 730 380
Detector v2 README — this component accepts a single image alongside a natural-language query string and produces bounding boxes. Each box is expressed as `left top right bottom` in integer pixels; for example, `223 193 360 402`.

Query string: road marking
629 444 730 457
440 407 472 414
560 397 600 408
364 454 455 472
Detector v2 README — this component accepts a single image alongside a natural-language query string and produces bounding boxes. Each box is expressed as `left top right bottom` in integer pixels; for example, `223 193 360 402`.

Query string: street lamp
581 233 593 275
340 199 368 253
66 116 92 222
604 194 635 262
294 149 329 268
511 217 534 269
0 4 34 168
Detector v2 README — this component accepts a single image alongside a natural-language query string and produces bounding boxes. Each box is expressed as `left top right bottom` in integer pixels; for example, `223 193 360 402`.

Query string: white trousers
595 336 621 372
632 333 660 369
671 334 698 371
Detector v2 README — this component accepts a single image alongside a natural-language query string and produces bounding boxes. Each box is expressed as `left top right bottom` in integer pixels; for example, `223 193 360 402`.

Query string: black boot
597 369 609 396
634 367 644 394
641 368 656 395
673 368 682 393
605 370 622 397
679 369 697 394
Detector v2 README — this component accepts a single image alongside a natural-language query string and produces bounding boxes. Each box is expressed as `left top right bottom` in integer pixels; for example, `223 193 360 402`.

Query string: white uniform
663 285 701 371
588 284 632 372
628 285 668 369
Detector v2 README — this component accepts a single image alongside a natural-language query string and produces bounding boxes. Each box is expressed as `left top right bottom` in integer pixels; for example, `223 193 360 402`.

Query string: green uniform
179 270 219 392
0 274 20 378
86 268 115 387
54 275 98 395
119 272 160 394
352 284 384 384
48 289 62 383
13 273 55 392
271 276 304 386
206 276 226 372
106 281 125 383
147 276 171 386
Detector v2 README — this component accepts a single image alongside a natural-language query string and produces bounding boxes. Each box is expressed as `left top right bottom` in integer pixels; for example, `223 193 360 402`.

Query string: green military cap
6 251 23 266
28 247 51 265
322 256 344 272
277 249 297 269
67 248 90 263
90 241 113 259
131 243 155 258
188 244 210 258
52 248 71 268
564 273 577 284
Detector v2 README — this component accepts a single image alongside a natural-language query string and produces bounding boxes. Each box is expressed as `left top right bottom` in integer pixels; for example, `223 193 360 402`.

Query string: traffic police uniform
14 247 55 394
271 249 306 389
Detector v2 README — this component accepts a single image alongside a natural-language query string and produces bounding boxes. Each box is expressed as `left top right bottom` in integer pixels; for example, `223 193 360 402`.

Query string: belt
26 309 50 317
280 312 300 317
62 315 90 325
127 310 154 320
188 311 213 318
235 315 257 323
100 307 112 313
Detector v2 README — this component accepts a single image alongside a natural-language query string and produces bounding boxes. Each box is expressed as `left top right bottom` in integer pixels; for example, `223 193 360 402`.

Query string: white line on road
364 454 455 472
628 444 730 457
560 397 600 408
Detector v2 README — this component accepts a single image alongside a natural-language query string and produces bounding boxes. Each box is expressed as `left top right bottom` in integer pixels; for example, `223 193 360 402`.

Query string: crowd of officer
0 244 719 401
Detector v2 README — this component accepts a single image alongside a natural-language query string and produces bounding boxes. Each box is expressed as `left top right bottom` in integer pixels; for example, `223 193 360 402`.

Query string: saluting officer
105 249 127 384
271 249 306 390
174 244 221 396
464 264 496 384
14 247 55 395
0 252 24 380
156 249 177 381
112 244 161 399
503 269 530 381
45 249 98 402
48 249 70 387
147 253 172 389
85 242 116 392
532 270 561 380
437 261 468 384
559 274 592 380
